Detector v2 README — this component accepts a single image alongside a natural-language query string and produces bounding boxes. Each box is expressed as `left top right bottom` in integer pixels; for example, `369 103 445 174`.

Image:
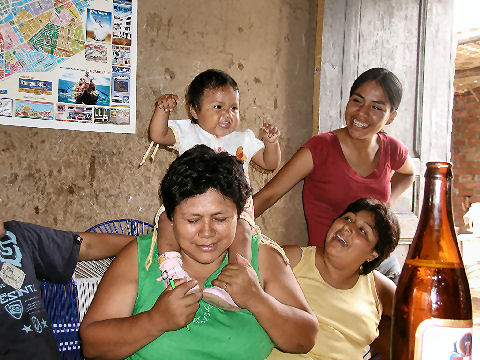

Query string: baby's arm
251 122 281 171
148 94 178 146
228 217 253 264
156 211 180 255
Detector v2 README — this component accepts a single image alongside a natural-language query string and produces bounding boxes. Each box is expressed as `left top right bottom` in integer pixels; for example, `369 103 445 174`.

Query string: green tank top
126 233 274 360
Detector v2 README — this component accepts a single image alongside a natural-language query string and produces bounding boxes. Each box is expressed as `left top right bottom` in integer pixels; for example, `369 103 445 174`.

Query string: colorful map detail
0 0 90 79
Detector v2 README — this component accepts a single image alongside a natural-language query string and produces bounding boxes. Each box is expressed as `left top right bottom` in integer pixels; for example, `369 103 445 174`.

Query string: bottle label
414 318 473 359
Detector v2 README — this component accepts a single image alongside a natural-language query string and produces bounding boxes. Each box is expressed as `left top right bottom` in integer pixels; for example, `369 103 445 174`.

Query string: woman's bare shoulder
282 245 302 268
257 239 303 267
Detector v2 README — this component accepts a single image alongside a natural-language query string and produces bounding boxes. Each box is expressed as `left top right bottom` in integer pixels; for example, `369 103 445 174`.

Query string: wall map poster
0 0 137 134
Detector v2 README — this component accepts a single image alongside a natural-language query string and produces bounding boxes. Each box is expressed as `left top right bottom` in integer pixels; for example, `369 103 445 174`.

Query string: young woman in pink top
253 68 414 282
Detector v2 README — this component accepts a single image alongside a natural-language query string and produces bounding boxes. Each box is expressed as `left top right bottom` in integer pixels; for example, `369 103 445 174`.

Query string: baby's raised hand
156 94 179 112
261 122 280 143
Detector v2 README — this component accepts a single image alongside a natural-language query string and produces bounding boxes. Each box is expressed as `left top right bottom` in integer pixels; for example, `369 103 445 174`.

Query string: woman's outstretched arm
79 241 201 359
253 147 313 217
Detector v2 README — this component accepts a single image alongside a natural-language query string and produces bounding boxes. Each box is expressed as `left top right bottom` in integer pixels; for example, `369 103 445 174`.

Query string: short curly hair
337 198 400 275
161 145 252 220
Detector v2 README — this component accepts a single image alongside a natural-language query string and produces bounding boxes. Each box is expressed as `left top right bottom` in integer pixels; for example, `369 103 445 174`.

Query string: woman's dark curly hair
161 144 251 220
337 198 400 275
186 69 239 123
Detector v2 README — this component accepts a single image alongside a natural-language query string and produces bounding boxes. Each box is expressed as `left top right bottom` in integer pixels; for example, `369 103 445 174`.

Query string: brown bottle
391 162 473 359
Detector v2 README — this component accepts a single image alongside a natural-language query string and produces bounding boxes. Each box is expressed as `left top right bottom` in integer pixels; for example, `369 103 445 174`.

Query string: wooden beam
458 30 480 45
469 87 480 102
455 65 480 79
312 0 324 136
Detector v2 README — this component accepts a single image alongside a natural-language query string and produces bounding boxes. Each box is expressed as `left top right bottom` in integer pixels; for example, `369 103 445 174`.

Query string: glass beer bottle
391 162 473 359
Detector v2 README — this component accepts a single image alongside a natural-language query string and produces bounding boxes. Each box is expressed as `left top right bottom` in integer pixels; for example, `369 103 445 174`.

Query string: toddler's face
190 85 240 138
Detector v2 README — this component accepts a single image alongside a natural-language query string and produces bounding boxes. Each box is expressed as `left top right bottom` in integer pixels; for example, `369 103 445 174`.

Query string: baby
143 69 280 311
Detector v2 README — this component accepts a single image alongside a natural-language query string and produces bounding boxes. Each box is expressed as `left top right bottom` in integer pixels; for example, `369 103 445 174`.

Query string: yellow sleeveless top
268 246 381 360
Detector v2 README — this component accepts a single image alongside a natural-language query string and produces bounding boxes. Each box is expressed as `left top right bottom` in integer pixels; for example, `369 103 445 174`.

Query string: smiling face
344 80 397 140
325 210 379 266
172 188 238 266
190 85 240 138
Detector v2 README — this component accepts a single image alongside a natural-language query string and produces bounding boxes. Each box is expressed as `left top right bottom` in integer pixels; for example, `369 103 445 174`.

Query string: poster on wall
0 0 137 134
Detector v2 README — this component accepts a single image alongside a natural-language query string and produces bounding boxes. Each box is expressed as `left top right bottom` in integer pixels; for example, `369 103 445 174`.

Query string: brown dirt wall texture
1 0 317 246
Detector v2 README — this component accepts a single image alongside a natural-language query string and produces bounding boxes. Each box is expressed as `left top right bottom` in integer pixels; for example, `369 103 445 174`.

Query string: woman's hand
150 279 201 331
211 254 263 310
389 155 415 206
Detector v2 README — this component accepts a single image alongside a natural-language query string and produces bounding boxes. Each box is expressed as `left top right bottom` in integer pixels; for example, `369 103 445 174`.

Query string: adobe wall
1 0 316 246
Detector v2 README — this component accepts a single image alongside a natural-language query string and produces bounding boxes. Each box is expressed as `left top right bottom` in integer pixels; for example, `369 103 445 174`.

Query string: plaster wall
1 0 316 246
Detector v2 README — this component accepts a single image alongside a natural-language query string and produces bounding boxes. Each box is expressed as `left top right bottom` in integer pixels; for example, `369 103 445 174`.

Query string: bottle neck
409 163 463 265
420 172 454 234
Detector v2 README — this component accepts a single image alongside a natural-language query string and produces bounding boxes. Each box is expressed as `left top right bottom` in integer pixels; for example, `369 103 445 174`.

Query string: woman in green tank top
79 145 318 359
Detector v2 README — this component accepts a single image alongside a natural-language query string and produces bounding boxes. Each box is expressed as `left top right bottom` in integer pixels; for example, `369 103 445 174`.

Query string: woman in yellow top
268 198 398 360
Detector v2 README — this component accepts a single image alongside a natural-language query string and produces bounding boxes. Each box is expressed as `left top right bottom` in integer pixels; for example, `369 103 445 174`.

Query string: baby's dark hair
337 198 400 275
186 69 239 123
350 68 403 112
161 144 251 220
